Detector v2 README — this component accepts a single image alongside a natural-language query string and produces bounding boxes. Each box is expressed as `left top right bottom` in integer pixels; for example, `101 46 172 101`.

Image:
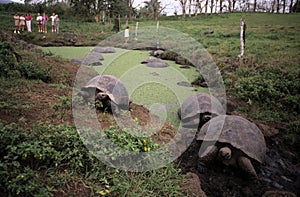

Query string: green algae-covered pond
43 46 208 125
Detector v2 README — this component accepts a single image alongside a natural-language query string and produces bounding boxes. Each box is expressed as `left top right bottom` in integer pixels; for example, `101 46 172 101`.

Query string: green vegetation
0 4 299 195
0 42 52 82
0 122 183 196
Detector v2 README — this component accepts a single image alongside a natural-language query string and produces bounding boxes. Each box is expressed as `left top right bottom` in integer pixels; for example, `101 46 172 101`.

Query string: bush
0 121 184 196
234 67 300 113
0 41 52 82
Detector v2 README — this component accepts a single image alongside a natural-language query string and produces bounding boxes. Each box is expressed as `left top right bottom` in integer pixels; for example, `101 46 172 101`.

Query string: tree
178 0 188 17
194 0 203 15
228 0 237 12
219 0 223 13
143 0 163 21
271 0 276 12
282 0 286 13
289 0 294 12
291 0 300 12
204 0 208 13
210 0 214 13
215 0 219 13
228 0 232 12
232 0 237 11
276 0 280 12
188 0 193 17
253 0 257 12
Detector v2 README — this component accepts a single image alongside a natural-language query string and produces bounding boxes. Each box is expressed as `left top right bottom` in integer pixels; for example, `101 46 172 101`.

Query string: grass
43 12 300 125
42 46 93 59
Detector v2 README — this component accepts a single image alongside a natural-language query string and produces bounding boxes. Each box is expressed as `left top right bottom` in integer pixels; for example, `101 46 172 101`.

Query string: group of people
13 12 59 34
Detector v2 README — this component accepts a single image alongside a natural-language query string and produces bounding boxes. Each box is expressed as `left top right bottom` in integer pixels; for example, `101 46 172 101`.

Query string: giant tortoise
178 93 225 129
197 115 266 178
78 75 130 115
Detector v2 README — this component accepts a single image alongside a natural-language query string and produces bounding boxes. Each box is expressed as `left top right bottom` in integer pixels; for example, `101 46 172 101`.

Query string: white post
135 22 139 40
156 21 160 49
239 18 246 57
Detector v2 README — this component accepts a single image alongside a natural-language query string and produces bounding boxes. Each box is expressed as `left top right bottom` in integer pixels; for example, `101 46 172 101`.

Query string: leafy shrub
0 121 184 196
234 68 300 113
283 120 300 146
104 126 159 153
0 122 94 196
14 62 52 82
0 41 52 82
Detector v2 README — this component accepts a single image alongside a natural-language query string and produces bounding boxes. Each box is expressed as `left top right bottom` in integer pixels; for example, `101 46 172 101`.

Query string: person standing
50 13 56 32
55 14 60 34
25 13 32 32
36 13 43 32
19 14 25 32
42 13 48 33
124 26 130 43
13 13 20 34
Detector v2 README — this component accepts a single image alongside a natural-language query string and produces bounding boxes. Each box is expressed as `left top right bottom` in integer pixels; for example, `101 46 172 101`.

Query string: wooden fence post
156 21 160 49
239 18 246 57
135 22 139 40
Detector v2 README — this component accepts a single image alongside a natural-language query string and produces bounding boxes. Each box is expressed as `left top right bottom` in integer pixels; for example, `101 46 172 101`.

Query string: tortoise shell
197 115 266 163
179 93 225 128
82 75 129 109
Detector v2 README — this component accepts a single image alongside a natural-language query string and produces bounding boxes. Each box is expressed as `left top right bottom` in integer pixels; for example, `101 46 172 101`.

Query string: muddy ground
1 32 299 196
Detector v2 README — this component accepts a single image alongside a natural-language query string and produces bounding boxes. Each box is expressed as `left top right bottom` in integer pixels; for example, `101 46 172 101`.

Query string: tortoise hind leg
198 145 218 173
237 156 258 179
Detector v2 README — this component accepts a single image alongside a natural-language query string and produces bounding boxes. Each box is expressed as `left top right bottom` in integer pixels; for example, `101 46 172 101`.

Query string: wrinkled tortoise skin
197 115 266 163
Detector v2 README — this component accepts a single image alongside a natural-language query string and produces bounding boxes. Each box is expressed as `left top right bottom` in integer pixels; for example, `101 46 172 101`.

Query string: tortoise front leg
237 156 258 179
198 145 218 173
110 102 120 116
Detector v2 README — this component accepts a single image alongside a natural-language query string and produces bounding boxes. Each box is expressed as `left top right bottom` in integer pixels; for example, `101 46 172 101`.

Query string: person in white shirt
55 15 60 34
124 26 130 43
36 13 43 32
19 14 25 32
50 13 56 32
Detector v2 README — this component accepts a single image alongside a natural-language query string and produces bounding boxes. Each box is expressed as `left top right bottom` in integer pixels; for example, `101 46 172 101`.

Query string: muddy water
178 133 299 196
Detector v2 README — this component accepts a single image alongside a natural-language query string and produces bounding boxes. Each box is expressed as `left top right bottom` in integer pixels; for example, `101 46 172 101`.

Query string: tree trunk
210 0 214 14
189 0 192 17
154 0 159 21
253 0 257 12
282 0 286 13
271 0 276 12
127 0 133 21
205 0 209 13
276 0 280 12
289 0 294 12
232 0 236 11
220 0 223 13
180 0 188 17
195 0 199 15
228 0 232 12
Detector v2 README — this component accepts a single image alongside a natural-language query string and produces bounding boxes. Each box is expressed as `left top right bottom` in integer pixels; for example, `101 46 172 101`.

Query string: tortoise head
96 92 109 100
218 147 232 160
201 113 212 123
96 92 118 105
